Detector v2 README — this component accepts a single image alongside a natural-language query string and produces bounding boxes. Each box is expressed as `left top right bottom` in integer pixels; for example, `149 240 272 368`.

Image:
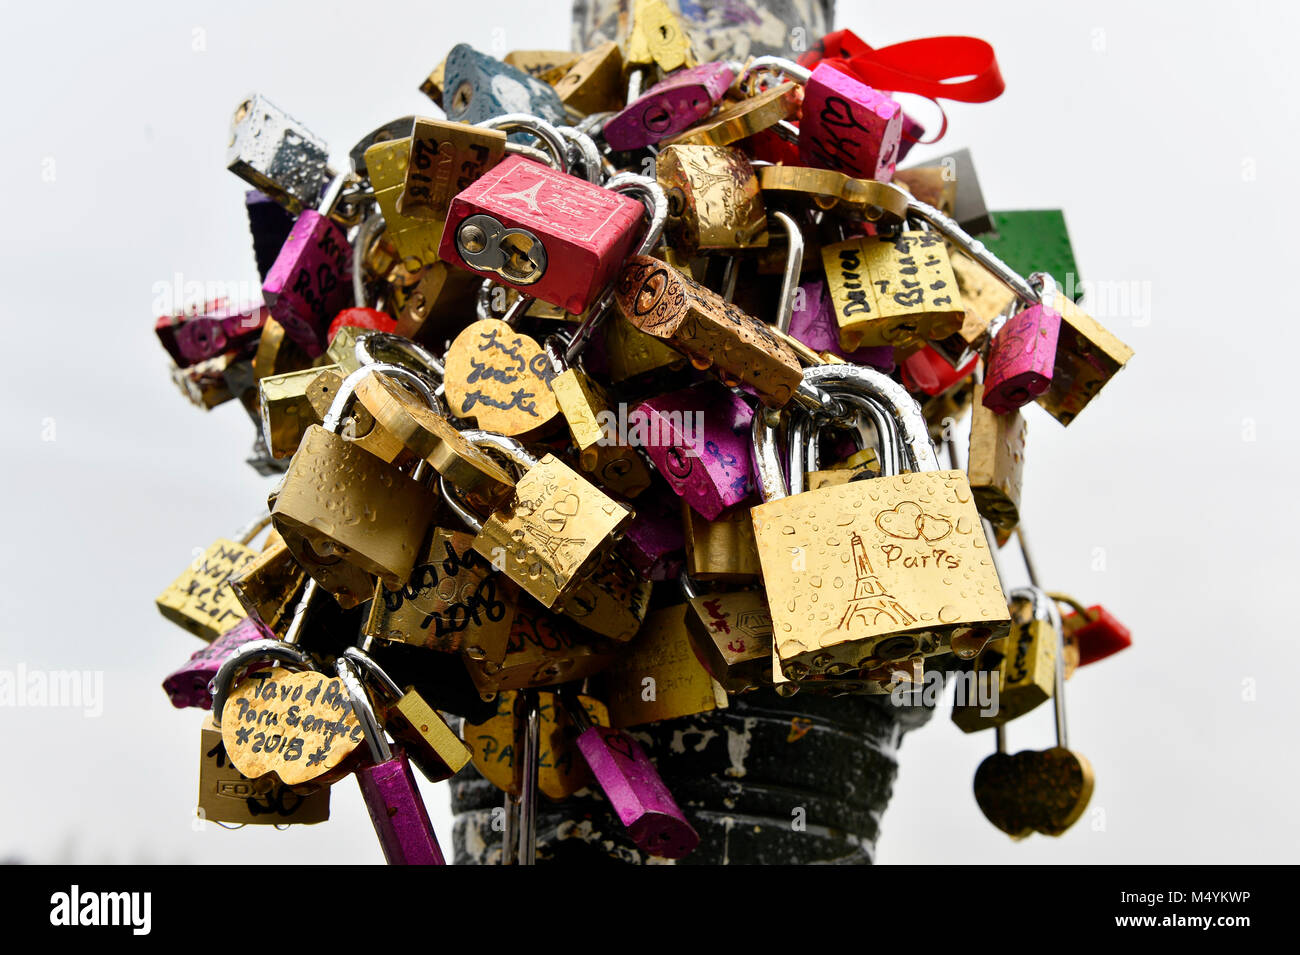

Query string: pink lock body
162 617 272 710
630 384 754 520
576 725 699 859
799 63 902 182
788 279 895 371
357 747 446 866
439 156 644 315
603 62 736 151
262 209 351 357
173 302 270 366
982 303 1062 414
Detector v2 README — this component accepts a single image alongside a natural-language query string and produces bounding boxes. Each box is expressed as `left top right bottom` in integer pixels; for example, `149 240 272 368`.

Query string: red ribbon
798 30 1005 103
798 30 1005 144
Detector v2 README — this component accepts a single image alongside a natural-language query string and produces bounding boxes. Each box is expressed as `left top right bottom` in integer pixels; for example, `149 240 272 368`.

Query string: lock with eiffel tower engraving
750 364 1010 685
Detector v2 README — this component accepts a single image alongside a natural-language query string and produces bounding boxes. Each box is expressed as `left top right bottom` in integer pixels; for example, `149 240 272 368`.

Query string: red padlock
901 344 977 397
438 155 645 315
1060 600 1132 667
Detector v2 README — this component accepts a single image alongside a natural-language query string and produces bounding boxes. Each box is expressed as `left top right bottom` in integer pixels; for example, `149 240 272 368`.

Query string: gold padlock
464 602 619 694
750 367 1010 683
442 318 561 438
258 364 342 459
227 531 306 636
623 0 695 73
556 550 653 643
759 166 911 224
613 255 805 408
968 383 1026 536
657 145 769 251
684 584 774 692
504 50 582 84
397 118 507 224
823 221 966 350
664 83 798 148
553 41 624 114
392 262 482 347
364 136 445 269
598 602 729 727
682 499 762 582
271 366 441 607
602 308 689 382
197 713 330 826
419 56 448 108
445 432 633 612
156 515 270 641
1037 293 1134 426
364 527 515 664
951 250 1016 326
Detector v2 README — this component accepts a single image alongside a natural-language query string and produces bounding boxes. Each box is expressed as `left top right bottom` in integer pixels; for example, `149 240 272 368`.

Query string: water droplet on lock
833 577 844 589
956 516 972 535
781 525 795 535
938 605 960 624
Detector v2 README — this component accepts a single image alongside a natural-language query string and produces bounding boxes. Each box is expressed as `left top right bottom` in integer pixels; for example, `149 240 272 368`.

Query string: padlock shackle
354 332 445 384
324 362 439 434
741 55 812 88
770 211 804 334
460 429 539 473
341 646 404 703
209 639 312 728
557 686 595 734
440 476 484 535
905 198 1042 307
1004 585 1069 752
556 125 604 184
824 390 906 479
475 114 570 174
233 513 273 546
351 212 386 310
752 407 789 503
336 656 393 765
800 363 940 473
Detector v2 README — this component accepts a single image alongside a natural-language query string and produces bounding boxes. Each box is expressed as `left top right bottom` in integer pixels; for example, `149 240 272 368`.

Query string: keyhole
451 80 473 114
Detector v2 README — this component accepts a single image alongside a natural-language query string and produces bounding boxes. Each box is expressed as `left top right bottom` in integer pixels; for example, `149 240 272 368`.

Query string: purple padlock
604 62 736 151
618 483 686 581
800 64 903 182
246 189 296 282
983 274 1062 415
173 301 270 366
789 279 895 371
896 109 925 163
338 658 446 866
629 382 754 520
563 691 699 859
162 616 272 710
262 209 351 357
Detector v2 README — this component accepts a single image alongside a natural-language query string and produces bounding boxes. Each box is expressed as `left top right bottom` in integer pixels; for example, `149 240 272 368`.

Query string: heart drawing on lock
540 492 581 532
973 747 1094 838
875 501 953 543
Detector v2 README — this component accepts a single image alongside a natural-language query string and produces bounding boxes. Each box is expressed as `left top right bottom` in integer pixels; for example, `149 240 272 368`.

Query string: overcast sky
2 0 1296 864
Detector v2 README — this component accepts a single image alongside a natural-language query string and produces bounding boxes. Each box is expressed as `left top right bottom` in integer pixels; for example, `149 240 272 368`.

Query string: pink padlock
797 62 903 181
604 62 736 151
629 382 754 520
788 279 895 371
983 273 1062 415
439 155 646 315
261 209 351 357
162 616 273 710
562 691 699 859
172 301 270 366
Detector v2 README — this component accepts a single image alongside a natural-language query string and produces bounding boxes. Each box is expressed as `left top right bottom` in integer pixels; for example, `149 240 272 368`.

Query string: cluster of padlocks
155 2 1135 863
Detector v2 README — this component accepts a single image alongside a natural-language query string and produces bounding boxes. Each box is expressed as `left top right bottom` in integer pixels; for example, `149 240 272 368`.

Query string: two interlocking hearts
974 747 1094 838
875 500 953 543
540 492 581 532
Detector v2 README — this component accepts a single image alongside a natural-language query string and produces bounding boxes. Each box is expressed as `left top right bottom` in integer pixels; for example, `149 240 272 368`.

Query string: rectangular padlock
968 384 1027 536
439 155 646 315
398 119 508 225
1035 294 1134 426
685 589 773 692
157 537 260 641
226 93 331 213
799 63 903 182
198 713 330 826
261 210 351 357
364 137 446 268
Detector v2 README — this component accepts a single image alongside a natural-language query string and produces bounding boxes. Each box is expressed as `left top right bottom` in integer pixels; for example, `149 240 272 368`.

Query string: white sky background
0 0 1296 864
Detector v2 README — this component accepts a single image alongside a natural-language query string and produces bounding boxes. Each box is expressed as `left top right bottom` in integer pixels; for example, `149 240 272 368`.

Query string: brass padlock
822 218 965 350
363 527 515 664
464 602 619 694
442 318 561 437
758 166 911 224
503 50 582 84
1036 293 1134 426
657 145 769 252
443 431 633 612
952 586 1057 732
683 579 774 693
968 383 1026 536
156 515 269 641
601 307 689 382
197 713 330 826
682 499 762 583
554 550 653 643
227 531 307 636
598 602 729 727
664 83 798 148
552 41 624 114
544 335 652 498
622 0 695 74
271 365 441 607
391 261 482 347
397 118 507 225
613 255 805 408
364 136 445 269
258 364 343 459
750 365 1010 684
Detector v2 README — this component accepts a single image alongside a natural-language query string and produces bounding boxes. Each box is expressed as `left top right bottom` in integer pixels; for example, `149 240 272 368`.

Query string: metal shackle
209 639 312 728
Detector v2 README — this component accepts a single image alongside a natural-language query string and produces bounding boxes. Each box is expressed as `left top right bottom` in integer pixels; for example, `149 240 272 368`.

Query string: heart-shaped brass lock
973 746 1093 838
444 318 559 436
220 667 365 787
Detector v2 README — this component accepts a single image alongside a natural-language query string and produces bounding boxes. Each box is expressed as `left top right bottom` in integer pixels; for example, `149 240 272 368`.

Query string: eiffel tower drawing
836 533 918 632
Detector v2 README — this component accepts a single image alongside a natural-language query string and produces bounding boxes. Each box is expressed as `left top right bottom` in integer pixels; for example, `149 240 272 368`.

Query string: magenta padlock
788 279 895 371
800 64 903 181
603 61 737 151
561 690 699 859
173 301 270 366
618 484 686 581
337 658 446 866
162 616 273 710
629 382 754 520
983 272 1062 415
261 209 351 357
895 108 926 163
439 155 646 315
